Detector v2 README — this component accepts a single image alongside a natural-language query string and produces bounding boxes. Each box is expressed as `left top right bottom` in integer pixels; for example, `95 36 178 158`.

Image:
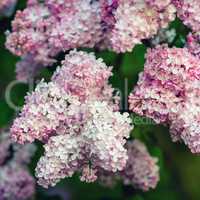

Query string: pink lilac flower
129 45 200 153
0 131 35 200
99 139 159 191
52 50 119 105
0 166 35 200
6 0 176 81
11 81 84 144
169 90 200 152
104 0 176 52
35 101 132 188
0 0 16 17
11 50 120 144
11 51 133 187
5 0 102 78
173 0 200 35
120 140 159 191
5 3 57 64
45 0 102 50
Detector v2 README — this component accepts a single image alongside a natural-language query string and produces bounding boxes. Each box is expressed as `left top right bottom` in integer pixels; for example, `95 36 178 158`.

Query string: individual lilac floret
0 0 16 17
129 45 200 153
120 140 159 191
105 0 176 52
35 101 132 188
173 0 200 35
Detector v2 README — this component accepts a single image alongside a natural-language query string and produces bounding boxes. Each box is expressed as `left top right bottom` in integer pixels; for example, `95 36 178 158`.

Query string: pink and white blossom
11 51 133 187
129 45 200 153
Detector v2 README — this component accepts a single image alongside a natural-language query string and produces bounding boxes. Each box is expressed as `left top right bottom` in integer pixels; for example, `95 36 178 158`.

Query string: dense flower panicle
35 101 132 188
170 93 200 153
46 0 102 50
99 139 159 191
120 140 159 191
11 81 84 144
6 0 102 72
0 166 35 200
52 50 118 105
11 51 133 187
0 0 16 17
107 0 176 52
5 0 176 82
5 3 58 64
129 45 200 153
0 131 35 200
173 0 200 34
11 51 119 144
35 134 81 188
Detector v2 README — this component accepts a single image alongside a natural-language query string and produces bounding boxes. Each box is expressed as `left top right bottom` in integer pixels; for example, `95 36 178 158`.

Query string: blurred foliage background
0 1 200 200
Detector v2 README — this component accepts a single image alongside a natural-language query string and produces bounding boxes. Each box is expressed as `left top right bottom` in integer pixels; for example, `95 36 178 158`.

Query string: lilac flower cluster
129 45 200 153
173 0 200 35
0 0 16 17
0 167 35 200
11 50 133 188
5 0 176 81
52 50 118 104
0 131 35 200
99 139 159 191
106 0 176 52
120 139 159 191
5 0 102 81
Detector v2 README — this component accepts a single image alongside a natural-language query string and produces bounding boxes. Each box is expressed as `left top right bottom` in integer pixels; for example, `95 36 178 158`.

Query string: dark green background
0 1 199 200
